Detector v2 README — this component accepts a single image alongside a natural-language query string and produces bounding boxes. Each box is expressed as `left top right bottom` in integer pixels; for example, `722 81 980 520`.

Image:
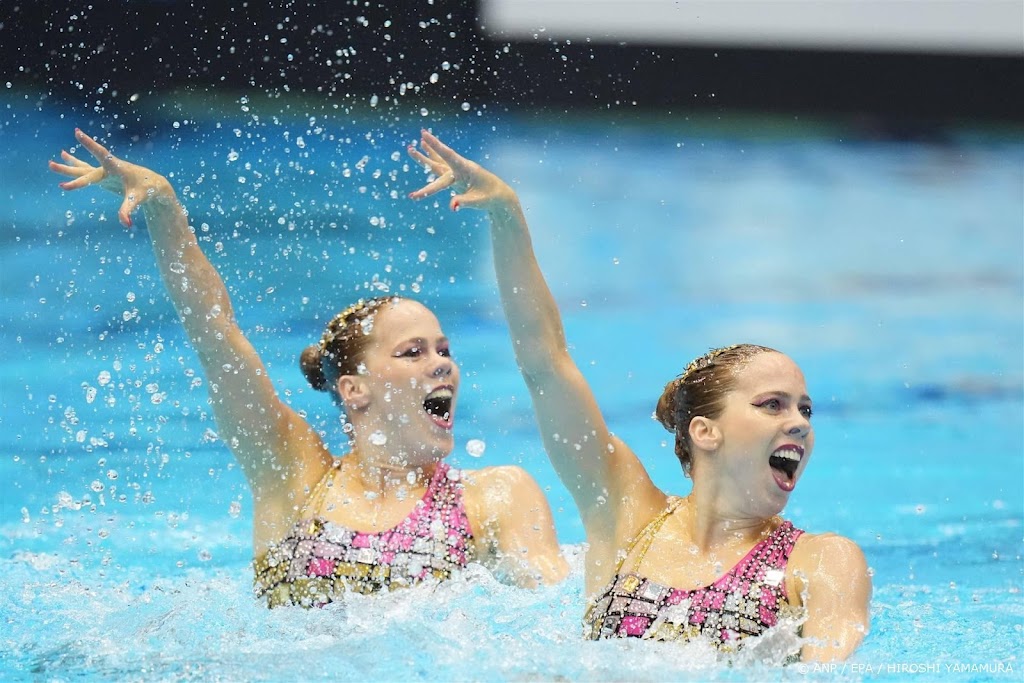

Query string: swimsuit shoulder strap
614 496 685 576
300 458 342 518
754 520 804 570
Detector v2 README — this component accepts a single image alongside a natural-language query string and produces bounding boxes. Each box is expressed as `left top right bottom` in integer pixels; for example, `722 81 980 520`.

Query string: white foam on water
5 544 954 682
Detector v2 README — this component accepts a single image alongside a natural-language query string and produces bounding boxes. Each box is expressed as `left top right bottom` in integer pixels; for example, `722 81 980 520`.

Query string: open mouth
423 387 454 429
768 446 803 491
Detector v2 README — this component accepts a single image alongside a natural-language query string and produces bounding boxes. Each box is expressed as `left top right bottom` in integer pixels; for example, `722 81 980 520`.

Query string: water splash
465 439 486 458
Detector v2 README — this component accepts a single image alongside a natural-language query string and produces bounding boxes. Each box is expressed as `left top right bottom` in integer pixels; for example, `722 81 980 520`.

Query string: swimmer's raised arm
409 131 665 540
49 130 328 500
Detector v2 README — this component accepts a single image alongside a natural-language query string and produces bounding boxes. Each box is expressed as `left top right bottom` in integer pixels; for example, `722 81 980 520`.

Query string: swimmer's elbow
517 552 570 589
540 553 571 586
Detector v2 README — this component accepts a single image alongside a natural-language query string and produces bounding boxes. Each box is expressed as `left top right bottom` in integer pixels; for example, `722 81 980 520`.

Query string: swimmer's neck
340 448 436 495
682 489 777 553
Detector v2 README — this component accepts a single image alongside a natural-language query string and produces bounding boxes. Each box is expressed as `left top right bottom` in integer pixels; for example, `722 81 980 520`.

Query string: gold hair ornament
318 299 373 351
676 343 745 386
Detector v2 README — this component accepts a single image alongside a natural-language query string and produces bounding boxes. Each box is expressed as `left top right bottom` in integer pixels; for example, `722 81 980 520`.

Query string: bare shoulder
458 464 558 547
463 464 535 486
792 531 867 566
789 531 870 598
460 464 543 508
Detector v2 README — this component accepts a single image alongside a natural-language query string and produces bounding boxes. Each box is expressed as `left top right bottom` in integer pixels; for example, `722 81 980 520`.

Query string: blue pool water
1 95 1022 681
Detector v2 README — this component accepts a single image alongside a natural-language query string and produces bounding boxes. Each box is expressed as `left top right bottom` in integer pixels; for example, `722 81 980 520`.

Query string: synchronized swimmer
51 127 870 661
408 130 872 662
49 129 568 608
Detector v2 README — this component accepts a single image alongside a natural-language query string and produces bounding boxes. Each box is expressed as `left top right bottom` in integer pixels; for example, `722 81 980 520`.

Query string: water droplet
369 430 387 446
229 500 242 518
198 549 212 562
461 102 471 111
465 439 486 458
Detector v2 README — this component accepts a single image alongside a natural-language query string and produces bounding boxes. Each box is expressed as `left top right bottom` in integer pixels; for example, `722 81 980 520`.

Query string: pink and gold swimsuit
584 497 804 650
253 461 474 608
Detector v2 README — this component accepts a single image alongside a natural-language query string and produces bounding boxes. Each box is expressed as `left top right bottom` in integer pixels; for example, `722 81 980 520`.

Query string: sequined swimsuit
584 497 805 650
253 461 474 608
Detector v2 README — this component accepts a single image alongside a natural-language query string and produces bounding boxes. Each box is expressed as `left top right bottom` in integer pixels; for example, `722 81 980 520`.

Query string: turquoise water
1 95 1022 681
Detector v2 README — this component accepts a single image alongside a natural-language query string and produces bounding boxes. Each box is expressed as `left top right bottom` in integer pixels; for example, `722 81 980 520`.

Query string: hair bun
654 379 679 432
299 344 328 391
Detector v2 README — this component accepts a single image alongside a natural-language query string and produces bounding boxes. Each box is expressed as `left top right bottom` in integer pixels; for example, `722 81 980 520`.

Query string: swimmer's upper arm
523 350 662 533
467 465 569 588
792 534 872 662
485 201 662 537
138 186 327 493
195 321 327 494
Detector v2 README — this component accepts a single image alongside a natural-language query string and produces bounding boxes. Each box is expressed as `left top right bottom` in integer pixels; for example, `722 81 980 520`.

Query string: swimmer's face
351 299 459 463
701 353 814 516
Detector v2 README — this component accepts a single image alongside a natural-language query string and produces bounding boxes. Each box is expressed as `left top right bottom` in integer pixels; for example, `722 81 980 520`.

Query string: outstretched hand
48 129 172 228
407 130 517 212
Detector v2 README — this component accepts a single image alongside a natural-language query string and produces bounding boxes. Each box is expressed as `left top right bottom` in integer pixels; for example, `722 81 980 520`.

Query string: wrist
142 178 183 214
151 175 176 199
487 187 522 216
